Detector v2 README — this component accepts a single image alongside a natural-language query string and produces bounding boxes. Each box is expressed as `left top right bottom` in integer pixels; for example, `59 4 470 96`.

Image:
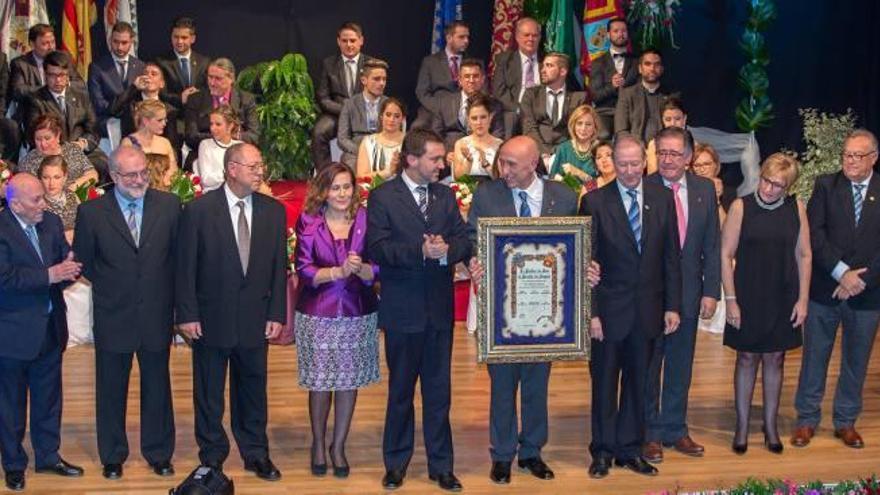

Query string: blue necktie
180 57 191 86
518 190 532 217
854 183 866 225
25 225 43 263
626 189 641 251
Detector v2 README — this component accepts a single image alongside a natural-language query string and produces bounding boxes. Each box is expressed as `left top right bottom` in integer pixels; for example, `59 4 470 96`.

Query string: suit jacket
808 172 880 309
175 188 287 348
0 208 70 360
73 189 180 353
580 181 682 341
614 81 679 141
9 51 86 122
27 85 100 153
520 86 586 155
589 51 638 112
467 177 578 239
183 88 259 155
87 54 147 136
415 50 467 114
430 91 505 150
315 53 372 116
366 175 471 333
646 172 721 319
154 50 210 109
337 92 387 155
0 51 8 114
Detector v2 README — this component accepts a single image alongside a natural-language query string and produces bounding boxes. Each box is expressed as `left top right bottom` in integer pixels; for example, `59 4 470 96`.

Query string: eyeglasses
231 160 265 172
656 150 684 159
45 71 69 80
842 150 878 162
760 176 786 190
114 169 150 181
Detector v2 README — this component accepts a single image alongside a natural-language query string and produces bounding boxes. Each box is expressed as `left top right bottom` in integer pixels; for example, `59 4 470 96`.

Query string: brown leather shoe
672 436 705 457
790 425 815 447
642 441 663 463
834 427 864 449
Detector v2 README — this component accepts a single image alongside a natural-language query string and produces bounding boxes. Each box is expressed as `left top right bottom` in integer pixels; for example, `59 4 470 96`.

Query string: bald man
0 174 84 491
467 136 578 484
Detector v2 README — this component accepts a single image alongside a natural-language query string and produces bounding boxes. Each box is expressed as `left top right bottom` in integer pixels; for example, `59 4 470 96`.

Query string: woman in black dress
720 152 812 454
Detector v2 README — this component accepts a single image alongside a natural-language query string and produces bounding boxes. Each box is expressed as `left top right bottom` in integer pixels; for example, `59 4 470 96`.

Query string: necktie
38 62 45 85
854 183 866 225
626 189 641 251
449 55 459 83
25 225 43 263
236 200 250 274
670 182 687 248
345 59 357 96
57 95 66 115
180 57 191 86
549 90 561 125
416 185 428 220
117 60 128 81
524 58 536 89
366 100 378 132
518 190 532 218
127 202 139 245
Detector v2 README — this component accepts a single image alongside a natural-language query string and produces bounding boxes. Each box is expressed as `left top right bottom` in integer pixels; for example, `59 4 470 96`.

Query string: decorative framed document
475 217 591 363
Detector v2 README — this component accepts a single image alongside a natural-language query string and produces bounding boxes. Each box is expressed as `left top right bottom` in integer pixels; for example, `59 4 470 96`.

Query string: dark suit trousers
488 362 551 462
645 317 698 443
95 348 175 465
383 326 454 475
310 113 338 169
0 322 62 471
589 330 653 461
193 342 269 466
595 107 615 140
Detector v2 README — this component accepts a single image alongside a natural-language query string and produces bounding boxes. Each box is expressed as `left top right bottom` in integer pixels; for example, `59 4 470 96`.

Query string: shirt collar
609 47 627 56
515 174 543 198
175 50 192 60
342 53 360 64
114 186 144 211
49 88 67 99
224 183 252 208
401 169 427 192
445 47 459 61
616 178 643 196
661 174 687 190
853 172 873 188
545 85 565 96
112 54 130 65
518 50 537 65
10 210 33 229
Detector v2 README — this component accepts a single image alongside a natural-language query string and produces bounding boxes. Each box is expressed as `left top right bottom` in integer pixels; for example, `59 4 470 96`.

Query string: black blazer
0 51 9 114
430 91 505 150
315 53 372 116
0 208 70 360
467 178 578 238
9 51 86 121
87 54 147 136
73 189 181 352
175 188 287 348
415 50 468 114
184 88 260 151
153 50 210 109
646 172 721 318
589 51 638 111
366 175 472 333
27 85 100 153
808 172 880 309
519 86 587 155
580 181 682 340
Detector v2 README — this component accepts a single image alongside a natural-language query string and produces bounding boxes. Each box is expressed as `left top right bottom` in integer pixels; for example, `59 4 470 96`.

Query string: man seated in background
412 21 471 130
337 58 389 170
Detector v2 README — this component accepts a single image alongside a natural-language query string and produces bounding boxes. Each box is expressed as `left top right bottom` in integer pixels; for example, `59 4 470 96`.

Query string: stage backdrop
48 0 879 159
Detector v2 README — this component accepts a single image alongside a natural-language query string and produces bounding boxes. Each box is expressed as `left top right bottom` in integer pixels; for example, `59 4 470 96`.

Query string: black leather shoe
203 461 223 472
489 461 511 484
35 458 84 477
429 472 463 492
329 446 349 478
150 461 174 477
382 468 406 490
244 457 281 481
588 457 611 479
614 457 658 476
4 471 24 491
102 463 123 479
310 462 327 477
517 457 554 480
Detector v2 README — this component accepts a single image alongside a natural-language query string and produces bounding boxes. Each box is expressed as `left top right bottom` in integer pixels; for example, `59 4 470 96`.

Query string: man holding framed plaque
579 132 682 478
468 136 578 484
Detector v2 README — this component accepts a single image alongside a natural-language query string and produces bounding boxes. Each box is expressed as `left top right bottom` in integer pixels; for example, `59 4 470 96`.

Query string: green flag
545 0 576 64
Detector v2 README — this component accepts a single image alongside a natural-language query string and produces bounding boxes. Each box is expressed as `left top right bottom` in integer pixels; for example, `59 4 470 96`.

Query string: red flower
191 175 201 185
87 187 100 200
195 190 203 197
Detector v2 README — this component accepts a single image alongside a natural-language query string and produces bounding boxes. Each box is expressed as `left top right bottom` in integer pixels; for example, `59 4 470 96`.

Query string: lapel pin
644 204 650 211
697 196 702 203
870 196 875 202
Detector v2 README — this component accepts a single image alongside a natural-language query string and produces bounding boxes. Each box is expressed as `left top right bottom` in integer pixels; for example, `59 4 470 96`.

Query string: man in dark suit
412 21 471 130
27 51 109 180
792 129 880 449
614 49 679 143
153 16 209 111
0 51 22 162
183 58 259 170
519 53 587 168
431 58 505 152
311 22 372 169
467 136 578 484
0 173 84 491
176 143 287 481
367 129 471 492
491 17 542 137
643 127 720 463
73 146 179 480
590 18 639 138
336 59 388 169
87 21 146 140
580 132 681 478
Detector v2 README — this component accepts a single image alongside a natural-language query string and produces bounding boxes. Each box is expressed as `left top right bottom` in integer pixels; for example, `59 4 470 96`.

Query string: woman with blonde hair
145 153 173 191
194 105 243 191
549 104 601 185
121 99 179 173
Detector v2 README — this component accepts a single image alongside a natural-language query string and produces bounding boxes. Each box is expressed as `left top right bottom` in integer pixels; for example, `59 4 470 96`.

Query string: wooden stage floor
17 327 880 494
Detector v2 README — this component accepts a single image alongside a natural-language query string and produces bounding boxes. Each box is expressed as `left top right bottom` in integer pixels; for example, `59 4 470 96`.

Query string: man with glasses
73 146 180 481
176 143 287 481
792 129 880 450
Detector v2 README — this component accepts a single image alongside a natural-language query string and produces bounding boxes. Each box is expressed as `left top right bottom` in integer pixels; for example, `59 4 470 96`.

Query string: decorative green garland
735 0 776 131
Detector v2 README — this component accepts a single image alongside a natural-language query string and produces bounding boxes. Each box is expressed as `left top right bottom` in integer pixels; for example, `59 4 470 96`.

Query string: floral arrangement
451 174 480 209
169 171 204 203
74 179 106 202
285 227 298 272
791 108 857 202
624 0 681 50
648 474 879 495
553 172 583 195
356 175 385 207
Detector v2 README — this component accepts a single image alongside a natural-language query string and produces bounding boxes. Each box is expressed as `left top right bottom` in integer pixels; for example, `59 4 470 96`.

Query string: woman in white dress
355 97 405 181
451 94 503 182
194 105 243 191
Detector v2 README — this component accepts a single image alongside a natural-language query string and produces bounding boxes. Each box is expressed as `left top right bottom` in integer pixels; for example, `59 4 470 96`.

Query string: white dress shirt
616 178 644 214
544 86 565 123
224 183 253 244
512 174 544 217
518 51 540 103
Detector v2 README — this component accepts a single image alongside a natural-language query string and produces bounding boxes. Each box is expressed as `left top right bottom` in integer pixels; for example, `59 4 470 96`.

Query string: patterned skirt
294 312 380 391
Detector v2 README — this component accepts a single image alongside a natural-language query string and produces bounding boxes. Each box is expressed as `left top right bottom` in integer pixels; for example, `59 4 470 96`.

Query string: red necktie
671 182 687 248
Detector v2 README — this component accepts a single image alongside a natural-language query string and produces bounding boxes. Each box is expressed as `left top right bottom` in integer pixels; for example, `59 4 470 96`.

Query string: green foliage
792 108 857 202
736 0 776 132
737 63 769 95
746 0 777 31
735 95 773 131
236 53 316 180
739 29 769 66
625 0 682 51
714 474 879 495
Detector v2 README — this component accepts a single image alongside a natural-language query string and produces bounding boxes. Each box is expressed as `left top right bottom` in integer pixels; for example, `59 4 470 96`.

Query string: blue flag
431 0 463 53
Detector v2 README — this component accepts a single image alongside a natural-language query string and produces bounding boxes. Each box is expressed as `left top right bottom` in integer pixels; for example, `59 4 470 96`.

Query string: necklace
754 191 784 210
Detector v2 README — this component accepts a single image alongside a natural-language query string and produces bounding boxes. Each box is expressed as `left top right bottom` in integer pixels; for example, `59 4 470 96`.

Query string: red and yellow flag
60 0 98 79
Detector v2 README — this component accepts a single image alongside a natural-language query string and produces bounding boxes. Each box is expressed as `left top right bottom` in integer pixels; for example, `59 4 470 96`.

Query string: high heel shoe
731 440 748 455
762 426 783 454
310 445 327 477
329 446 350 479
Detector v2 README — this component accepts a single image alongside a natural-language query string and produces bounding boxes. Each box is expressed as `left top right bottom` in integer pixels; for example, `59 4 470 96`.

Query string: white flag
104 0 138 56
1 0 50 59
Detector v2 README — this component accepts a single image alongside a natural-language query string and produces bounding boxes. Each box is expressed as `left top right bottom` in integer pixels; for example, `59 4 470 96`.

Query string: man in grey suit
311 22 372 169
412 21 470 130
491 17 542 137
614 49 678 143
643 126 720 463
337 59 388 170
589 18 638 138
430 58 505 151
468 135 577 484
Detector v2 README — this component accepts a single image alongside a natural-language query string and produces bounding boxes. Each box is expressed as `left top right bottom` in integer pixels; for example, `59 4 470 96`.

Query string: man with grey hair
183 57 259 170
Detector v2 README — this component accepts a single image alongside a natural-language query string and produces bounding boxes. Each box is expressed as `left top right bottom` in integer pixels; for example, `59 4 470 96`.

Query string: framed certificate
475 217 591 363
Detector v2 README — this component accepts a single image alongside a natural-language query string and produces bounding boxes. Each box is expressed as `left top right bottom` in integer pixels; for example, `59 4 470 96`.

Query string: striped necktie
416 185 428 220
854 183 866 225
626 189 641 252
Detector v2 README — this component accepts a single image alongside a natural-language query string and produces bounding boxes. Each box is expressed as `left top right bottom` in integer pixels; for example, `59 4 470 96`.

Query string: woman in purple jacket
294 162 379 478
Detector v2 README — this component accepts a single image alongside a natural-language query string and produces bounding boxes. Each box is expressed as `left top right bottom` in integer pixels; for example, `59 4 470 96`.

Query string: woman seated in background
581 140 616 195
17 114 98 190
294 162 379 478
549 104 601 185
38 155 79 244
691 143 725 211
146 152 173 191
451 93 503 182
195 105 242 192
121 99 178 175
647 97 689 174
356 97 405 181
